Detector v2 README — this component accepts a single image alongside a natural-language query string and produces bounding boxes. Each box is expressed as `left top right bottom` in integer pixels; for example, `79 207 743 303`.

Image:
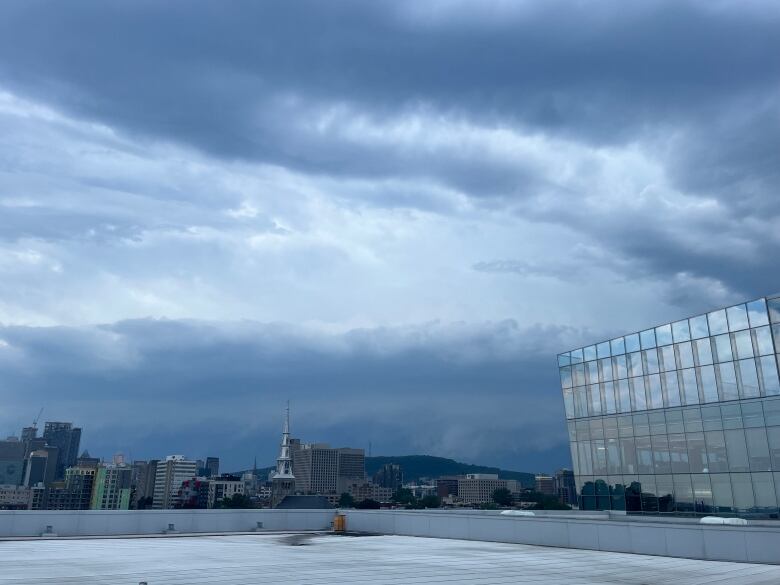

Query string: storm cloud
0 1 778 471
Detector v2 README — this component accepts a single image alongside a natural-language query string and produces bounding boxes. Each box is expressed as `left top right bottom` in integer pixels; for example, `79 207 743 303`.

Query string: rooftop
2 533 780 584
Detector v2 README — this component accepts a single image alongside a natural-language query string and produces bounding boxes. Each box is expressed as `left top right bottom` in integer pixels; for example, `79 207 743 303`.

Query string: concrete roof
1 534 779 584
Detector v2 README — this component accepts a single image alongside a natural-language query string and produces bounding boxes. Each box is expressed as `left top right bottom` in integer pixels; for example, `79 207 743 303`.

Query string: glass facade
558 295 780 517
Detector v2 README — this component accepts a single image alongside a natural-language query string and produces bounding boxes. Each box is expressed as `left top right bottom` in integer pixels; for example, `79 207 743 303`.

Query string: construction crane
32 407 44 430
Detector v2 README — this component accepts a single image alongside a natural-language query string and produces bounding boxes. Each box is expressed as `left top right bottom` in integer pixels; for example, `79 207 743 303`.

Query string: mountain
366 455 536 488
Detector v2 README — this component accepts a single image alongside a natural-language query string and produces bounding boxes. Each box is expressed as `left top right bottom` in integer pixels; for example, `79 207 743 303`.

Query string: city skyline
0 1 778 473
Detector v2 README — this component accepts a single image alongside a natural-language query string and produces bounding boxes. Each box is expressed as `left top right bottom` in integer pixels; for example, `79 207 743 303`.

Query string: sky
0 1 778 473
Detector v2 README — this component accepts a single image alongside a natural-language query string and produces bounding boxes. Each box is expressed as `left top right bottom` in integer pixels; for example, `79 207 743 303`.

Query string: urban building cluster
558 294 780 516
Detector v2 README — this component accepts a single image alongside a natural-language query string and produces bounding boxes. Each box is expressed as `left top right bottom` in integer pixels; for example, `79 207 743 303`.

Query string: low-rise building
208 475 244 508
457 474 507 505
0 485 30 509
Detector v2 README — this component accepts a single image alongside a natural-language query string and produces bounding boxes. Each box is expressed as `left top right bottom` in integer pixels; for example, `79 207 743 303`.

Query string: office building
91 464 132 510
558 294 780 515
535 474 555 495
208 475 244 508
554 468 577 506
130 459 158 508
23 448 58 487
293 443 339 494
457 474 508 505
373 463 404 491
0 485 30 510
0 440 25 485
42 422 82 480
47 465 97 510
435 476 460 498
152 455 197 509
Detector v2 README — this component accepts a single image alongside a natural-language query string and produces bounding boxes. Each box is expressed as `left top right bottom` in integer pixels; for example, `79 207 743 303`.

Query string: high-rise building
47 465 97 510
534 474 555 495
204 457 220 478
558 294 780 515
553 469 577 506
23 448 58 487
42 422 82 480
0 440 25 486
271 406 296 508
91 464 132 510
373 463 404 491
130 459 158 508
293 443 366 495
152 455 197 509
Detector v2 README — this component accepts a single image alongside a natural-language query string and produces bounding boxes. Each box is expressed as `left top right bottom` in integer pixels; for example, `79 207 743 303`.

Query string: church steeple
271 402 295 507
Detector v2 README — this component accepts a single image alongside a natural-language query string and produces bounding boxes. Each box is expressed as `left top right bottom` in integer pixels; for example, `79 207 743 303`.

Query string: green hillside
366 455 535 488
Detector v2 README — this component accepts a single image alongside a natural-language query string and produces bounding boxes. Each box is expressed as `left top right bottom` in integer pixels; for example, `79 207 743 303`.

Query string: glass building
558 295 780 517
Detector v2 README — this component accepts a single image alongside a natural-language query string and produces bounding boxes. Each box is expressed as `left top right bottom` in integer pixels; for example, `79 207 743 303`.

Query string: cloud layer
0 1 778 470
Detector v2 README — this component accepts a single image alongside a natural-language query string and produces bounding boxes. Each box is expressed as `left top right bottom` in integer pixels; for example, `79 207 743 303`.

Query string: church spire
271 402 296 507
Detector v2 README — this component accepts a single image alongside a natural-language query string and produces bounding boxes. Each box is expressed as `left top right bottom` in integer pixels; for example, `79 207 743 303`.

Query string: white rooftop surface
2 533 780 585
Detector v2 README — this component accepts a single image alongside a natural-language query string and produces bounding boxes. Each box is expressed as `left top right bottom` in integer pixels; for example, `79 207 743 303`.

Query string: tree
392 488 416 506
338 492 355 508
219 494 254 509
355 498 381 509
492 487 513 507
419 495 441 509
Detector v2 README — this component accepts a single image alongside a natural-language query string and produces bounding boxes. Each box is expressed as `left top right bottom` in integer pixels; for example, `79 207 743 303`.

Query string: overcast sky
0 1 778 472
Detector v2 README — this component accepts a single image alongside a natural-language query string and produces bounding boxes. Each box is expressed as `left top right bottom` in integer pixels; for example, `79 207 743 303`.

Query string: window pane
624 333 640 353
689 315 709 339
676 342 695 369
590 417 604 439
731 473 755 512
699 365 718 403
631 377 647 411
648 411 666 435
768 297 780 323
664 371 681 407
718 361 739 401
610 337 625 356
674 474 694 512
588 384 602 416
708 309 729 335
559 353 571 367
668 434 689 473
655 324 673 347
683 407 703 432
617 379 631 413
628 351 644 376
774 324 780 348
560 366 573 389
738 358 760 398
644 349 659 374
710 473 734 512
573 363 585 386
754 326 775 357
578 442 593 475
633 413 649 436
741 401 765 428
586 361 599 384
692 474 714 513
571 348 584 363
713 334 733 363
687 432 707 473
651 435 671 474
635 436 653 474
640 329 656 349
702 405 723 431
613 355 628 379
704 431 729 472
767 427 780 470
760 356 780 396
563 388 574 419
647 374 663 410
583 345 597 361
694 338 713 366
620 437 637 474
764 398 780 426
672 320 691 342
599 358 613 382
592 440 607 475
745 428 771 471
752 473 776 512
748 299 770 327
659 345 675 372
604 382 617 414
574 386 588 417
724 429 749 472
597 341 611 359
727 304 750 331
680 368 699 405
733 330 753 360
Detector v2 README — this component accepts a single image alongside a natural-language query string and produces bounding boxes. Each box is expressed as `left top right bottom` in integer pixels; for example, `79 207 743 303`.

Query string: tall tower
271 403 296 507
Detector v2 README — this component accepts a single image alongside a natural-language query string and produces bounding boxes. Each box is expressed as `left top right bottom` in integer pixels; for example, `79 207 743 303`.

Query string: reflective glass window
752 473 777 512
606 438 621 474
731 473 756 512
718 361 739 401
727 304 750 331
620 438 637 473
599 358 613 382
597 341 611 359
576 419 591 441
603 416 618 438
648 411 666 435
672 319 691 342
704 431 729 472
617 379 631 413
586 361 599 385
570 348 584 363
651 435 671 473
699 365 718 403
674 474 695 512
702 405 723 431
666 409 684 433
610 337 625 356
659 345 675 372
745 428 771 471
686 432 707 473
680 368 699 405
754 326 775 356
691 474 714 512
640 329 656 349
560 366 573 389
689 315 709 339
769 297 780 323
563 388 574 418
590 418 604 439
592 440 607 475
573 363 586 386
738 358 760 398
624 333 640 353
664 371 681 407
710 473 734 512
713 334 733 363
724 429 749 472
635 436 653 474
676 342 695 369
733 330 753 360
774 324 780 348
630 377 647 411
618 415 634 436
748 298 770 327
577 442 593 475
558 353 571 367
764 398 780 426
574 386 588 417
632 413 650 436
708 309 729 335
613 355 628 379
583 345 597 362
603 382 617 414
694 338 713 366
767 427 780 469
647 374 663 409
656 475 675 513
628 352 644 377
668 434 689 473
588 384 602 416
644 349 659 374
721 403 742 429
760 356 780 396
741 401 765 428
655 324 673 347
683 407 703 432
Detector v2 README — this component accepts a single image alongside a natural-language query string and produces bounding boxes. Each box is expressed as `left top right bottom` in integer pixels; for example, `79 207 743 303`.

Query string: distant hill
366 455 536 488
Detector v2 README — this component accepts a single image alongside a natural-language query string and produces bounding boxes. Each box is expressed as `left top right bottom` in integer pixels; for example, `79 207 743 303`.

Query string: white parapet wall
341 509 780 565
0 509 335 538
